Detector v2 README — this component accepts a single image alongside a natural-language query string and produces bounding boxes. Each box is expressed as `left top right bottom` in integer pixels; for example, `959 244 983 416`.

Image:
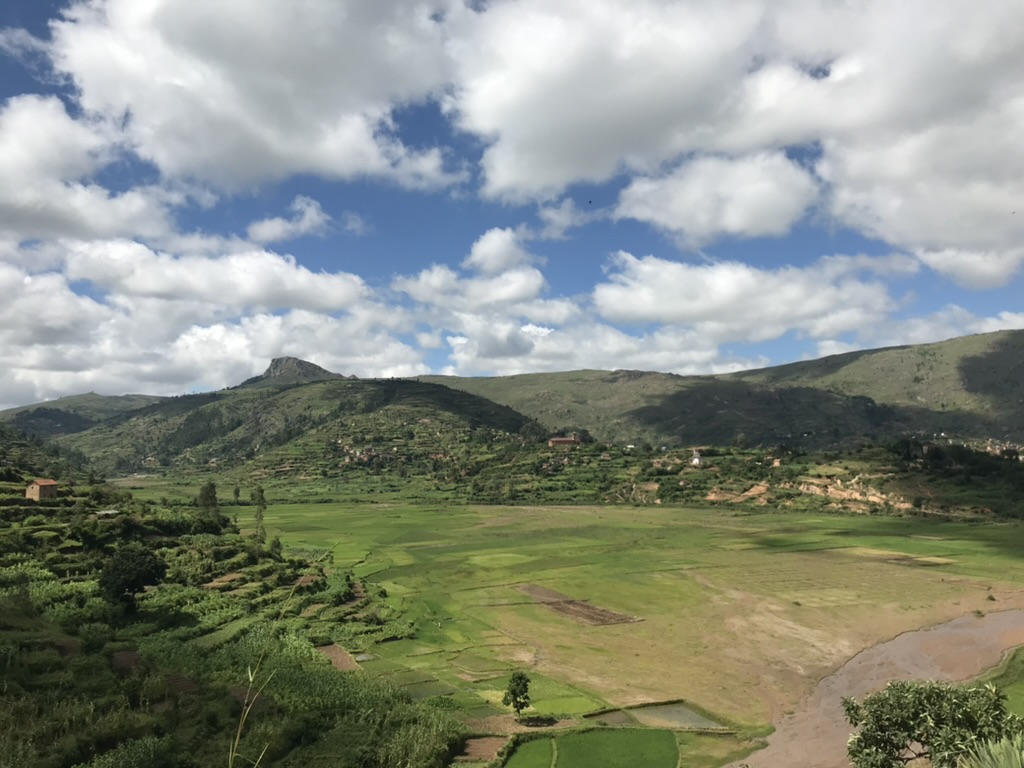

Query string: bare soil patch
518 585 640 626
316 644 359 671
301 602 327 618
53 636 81 657
584 709 636 726
843 547 956 567
464 714 576 736
202 572 244 589
454 736 508 762
292 573 322 588
167 674 200 694
111 649 141 672
733 609 1024 768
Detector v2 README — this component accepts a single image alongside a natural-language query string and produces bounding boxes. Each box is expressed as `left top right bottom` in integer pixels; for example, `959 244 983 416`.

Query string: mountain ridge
2 330 1022 463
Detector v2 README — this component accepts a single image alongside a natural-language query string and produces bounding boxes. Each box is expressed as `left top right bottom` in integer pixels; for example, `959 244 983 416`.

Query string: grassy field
505 738 554 768
506 730 755 768
556 729 678 767
985 647 1024 713
249 500 1024 736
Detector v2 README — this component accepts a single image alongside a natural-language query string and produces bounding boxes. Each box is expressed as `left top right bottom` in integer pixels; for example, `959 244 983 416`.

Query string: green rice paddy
248 499 1024 743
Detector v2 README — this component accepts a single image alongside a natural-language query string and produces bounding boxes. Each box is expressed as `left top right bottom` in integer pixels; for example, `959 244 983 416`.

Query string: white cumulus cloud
616 153 819 245
462 227 534 275
40 0 462 189
594 251 903 343
247 196 331 243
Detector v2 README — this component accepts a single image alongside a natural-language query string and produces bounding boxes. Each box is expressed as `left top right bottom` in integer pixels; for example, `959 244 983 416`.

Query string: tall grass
962 734 1024 768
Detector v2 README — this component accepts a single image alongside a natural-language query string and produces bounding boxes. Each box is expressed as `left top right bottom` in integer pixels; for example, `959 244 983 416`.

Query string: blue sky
1 0 1022 407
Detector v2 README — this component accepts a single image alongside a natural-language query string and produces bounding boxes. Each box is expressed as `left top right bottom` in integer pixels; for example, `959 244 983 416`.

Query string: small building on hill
26 479 59 501
548 432 580 448
690 450 703 467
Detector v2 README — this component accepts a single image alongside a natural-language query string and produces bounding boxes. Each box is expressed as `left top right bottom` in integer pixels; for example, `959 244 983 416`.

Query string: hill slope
5 330 1024 466
730 329 1024 429
0 393 167 439
419 370 914 448
421 330 1024 446
57 377 535 473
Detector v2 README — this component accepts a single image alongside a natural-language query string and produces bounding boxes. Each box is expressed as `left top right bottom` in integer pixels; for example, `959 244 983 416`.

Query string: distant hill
4 331 1023 473
729 329 1024 430
0 422 89 482
421 330 1024 447
0 393 167 439
55 377 535 472
419 370 912 448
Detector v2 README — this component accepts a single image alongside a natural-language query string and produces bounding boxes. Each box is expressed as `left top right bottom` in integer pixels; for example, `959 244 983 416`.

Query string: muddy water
734 610 1024 768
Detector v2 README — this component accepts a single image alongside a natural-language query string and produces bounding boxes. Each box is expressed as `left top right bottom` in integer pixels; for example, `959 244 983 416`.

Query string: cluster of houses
546 434 709 468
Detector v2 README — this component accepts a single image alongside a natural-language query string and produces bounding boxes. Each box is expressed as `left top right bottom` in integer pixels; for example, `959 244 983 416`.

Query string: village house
548 432 580 448
25 479 59 501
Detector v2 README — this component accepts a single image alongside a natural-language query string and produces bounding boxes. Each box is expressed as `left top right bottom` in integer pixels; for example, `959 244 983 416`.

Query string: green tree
198 480 218 513
844 681 1022 768
252 485 267 543
98 542 167 611
502 671 531 720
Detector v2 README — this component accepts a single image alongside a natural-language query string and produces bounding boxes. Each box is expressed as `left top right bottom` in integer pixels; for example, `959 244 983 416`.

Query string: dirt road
734 609 1024 768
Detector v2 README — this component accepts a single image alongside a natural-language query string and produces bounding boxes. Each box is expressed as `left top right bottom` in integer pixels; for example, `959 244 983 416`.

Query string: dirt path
733 610 1024 768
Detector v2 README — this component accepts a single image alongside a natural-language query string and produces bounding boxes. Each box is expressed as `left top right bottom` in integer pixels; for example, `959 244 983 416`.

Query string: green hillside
0 393 167 439
420 371 917 448
730 329 1024 432
0 422 90 484
57 377 535 474
422 330 1024 446
5 330 1024 474
0 462 461 768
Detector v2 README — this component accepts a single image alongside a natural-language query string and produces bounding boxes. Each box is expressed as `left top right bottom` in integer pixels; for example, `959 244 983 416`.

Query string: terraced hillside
54 376 536 474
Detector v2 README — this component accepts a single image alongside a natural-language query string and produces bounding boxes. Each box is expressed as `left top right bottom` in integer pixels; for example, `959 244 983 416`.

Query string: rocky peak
262 357 339 380
238 357 355 388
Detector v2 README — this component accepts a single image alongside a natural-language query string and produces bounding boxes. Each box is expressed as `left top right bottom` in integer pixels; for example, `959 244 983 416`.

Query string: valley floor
251 502 1024 762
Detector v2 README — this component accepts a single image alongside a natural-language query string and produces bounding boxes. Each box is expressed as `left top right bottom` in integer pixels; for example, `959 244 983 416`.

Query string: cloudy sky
1 0 1023 408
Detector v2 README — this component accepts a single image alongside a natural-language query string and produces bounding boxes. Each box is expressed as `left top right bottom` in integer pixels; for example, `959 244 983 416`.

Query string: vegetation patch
555 729 678 768
503 737 553 768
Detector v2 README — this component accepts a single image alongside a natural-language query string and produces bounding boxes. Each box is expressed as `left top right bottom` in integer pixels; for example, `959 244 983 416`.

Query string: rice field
250 501 1024 735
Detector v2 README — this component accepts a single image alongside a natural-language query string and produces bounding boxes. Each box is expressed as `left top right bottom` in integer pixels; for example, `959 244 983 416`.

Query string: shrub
78 622 114 653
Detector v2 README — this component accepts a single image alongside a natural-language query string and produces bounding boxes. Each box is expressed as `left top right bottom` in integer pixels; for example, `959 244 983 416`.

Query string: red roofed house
26 479 59 501
548 432 580 448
